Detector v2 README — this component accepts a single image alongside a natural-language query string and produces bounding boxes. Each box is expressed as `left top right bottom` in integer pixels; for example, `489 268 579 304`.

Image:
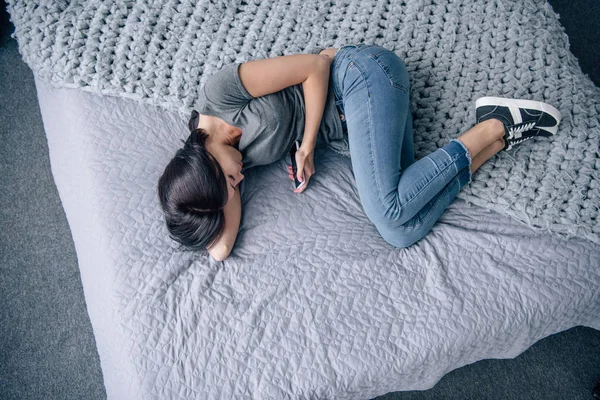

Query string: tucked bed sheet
35 77 600 400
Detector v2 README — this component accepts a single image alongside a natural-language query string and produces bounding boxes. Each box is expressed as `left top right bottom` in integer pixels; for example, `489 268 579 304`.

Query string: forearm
207 186 241 261
301 56 331 149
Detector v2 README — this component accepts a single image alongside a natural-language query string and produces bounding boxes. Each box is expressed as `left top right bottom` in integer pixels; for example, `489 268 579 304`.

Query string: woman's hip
331 44 410 102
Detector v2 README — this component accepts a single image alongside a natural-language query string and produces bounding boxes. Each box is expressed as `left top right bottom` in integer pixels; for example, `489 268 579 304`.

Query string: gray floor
0 22 106 400
1 2 599 400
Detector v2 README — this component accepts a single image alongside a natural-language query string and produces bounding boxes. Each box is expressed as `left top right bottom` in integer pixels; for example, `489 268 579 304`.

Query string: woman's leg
331 45 502 248
469 136 505 175
391 123 504 247
399 104 416 171
405 117 506 176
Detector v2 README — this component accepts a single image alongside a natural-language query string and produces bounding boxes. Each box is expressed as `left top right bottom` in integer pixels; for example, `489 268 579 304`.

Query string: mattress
34 76 600 399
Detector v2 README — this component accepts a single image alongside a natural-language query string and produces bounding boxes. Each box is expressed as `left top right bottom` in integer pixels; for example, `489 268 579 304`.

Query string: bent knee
372 218 430 249
382 231 424 249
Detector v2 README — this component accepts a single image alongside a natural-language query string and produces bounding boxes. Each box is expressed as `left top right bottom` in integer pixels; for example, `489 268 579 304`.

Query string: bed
34 76 599 399
10 0 600 398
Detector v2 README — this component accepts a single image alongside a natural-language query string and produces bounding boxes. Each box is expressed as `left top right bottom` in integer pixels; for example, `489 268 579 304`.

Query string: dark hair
157 128 228 251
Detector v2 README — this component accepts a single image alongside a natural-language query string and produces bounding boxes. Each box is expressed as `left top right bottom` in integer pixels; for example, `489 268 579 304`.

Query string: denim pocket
369 50 410 93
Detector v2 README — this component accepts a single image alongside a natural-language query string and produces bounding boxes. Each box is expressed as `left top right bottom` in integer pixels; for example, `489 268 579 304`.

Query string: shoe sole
476 96 562 135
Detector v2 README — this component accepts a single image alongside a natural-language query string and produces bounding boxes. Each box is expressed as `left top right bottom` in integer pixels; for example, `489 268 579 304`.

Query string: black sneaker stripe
522 108 543 117
476 106 501 119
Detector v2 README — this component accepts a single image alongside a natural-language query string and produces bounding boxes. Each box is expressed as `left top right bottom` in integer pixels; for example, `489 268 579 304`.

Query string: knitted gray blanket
7 0 600 245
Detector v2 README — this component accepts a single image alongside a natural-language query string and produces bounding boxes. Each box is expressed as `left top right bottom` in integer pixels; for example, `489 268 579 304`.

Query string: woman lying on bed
157 44 562 261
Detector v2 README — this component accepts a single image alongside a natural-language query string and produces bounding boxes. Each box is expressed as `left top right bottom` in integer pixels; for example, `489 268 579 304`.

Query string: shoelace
508 121 536 139
507 136 533 149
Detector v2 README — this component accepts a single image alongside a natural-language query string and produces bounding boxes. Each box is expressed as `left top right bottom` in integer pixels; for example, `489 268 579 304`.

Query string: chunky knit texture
7 0 600 244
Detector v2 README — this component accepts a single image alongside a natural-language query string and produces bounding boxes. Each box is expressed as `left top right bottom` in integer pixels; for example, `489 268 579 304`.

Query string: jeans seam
333 46 361 100
348 45 374 60
333 45 375 100
369 51 410 93
440 148 463 175
417 173 460 227
400 152 460 214
447 141 473 183
412 153 470 226
349 54 389 215
426 165 469 220
349 49 459 222
450 139 472 166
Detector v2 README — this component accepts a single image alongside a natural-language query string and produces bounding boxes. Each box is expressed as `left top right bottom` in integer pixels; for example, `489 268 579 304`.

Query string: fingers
287 165 314 193
295 155 304 183
294 180 308 193
287 165 305 181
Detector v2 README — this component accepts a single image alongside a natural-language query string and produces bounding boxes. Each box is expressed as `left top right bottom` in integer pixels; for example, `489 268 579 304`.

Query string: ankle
485 118 506 141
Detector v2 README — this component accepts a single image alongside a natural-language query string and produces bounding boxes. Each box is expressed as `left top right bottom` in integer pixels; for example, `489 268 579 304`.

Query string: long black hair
157 128 229 251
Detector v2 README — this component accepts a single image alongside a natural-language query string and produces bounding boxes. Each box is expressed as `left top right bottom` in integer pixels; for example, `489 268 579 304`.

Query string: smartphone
289 140 306 190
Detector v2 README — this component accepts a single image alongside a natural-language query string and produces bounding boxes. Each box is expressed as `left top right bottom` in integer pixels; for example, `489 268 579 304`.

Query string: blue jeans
331 44 473 248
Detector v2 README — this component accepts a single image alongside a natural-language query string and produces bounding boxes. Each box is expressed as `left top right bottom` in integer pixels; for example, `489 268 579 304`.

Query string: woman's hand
288 144 316 193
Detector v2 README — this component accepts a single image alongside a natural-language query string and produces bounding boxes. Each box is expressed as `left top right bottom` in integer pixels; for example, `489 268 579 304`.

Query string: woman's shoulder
199 62 253 110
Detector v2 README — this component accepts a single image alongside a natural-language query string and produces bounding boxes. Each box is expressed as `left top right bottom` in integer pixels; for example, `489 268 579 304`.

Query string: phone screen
289 140 306 190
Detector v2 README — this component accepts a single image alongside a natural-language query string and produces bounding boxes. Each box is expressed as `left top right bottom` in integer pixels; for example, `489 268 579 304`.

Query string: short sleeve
202 63 254 109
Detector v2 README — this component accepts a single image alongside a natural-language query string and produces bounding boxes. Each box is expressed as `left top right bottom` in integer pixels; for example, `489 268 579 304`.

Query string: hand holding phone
289 140 306 191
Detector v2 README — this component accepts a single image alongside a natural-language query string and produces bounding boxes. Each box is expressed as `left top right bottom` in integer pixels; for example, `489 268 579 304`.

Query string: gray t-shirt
193 50 349 172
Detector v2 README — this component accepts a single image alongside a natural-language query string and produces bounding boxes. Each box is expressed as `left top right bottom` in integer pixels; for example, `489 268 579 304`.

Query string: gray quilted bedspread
34 77 600 399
